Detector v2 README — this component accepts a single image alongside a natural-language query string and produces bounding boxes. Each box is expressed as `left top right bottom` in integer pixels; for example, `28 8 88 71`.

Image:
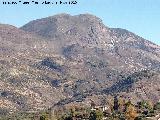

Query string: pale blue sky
0 0 159 45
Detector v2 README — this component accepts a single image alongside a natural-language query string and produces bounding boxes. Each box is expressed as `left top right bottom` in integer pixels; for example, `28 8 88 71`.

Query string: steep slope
0 24 65 114
21 13 160 103
21 13 160 72
0 14 160 115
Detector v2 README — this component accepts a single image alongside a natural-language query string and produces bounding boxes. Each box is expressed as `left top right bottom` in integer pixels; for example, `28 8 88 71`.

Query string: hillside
0 14 160 115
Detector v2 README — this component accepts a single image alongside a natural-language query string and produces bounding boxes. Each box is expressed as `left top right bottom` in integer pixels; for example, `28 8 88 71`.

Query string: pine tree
113 96 119 112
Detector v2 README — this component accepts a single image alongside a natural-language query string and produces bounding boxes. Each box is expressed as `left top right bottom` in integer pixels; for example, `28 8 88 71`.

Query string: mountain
0 14 160 115
21 14 160 71
0 24 64 114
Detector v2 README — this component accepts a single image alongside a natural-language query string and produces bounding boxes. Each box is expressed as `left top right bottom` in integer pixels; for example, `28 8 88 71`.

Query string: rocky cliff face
0 14 160 115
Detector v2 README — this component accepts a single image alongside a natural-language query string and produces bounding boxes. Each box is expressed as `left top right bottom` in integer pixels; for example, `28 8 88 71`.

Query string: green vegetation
154 102 160 111
89 110 103 120
0 97 160 120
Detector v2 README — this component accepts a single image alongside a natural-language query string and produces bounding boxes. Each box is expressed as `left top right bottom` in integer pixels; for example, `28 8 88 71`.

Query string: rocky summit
0 14 160 115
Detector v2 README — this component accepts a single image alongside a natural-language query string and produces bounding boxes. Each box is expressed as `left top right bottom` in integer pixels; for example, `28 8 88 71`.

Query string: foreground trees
154 102 160 111
55 98 159 120
125 103 138 120
89 110 104 120
1 97 160 120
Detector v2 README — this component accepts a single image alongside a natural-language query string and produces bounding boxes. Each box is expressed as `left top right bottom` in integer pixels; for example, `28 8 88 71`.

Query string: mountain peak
20 13 160 51
48 13 102 22
20 13 107 44
76 13 103 22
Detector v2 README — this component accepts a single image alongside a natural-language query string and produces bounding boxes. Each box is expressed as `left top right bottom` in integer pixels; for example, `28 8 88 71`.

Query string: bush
154 102 160 111
89 110 104 120
40 112 50 120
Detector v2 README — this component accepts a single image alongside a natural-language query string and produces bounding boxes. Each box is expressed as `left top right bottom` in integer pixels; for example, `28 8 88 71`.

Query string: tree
89 110 103 120
137 100 152 110
40 112 50 120
154 102 160 111
125 104 138 120
89 110 96 120
113 96 119 112
95 110 104 120
118 96 126 112
137 100 155 117
60 114 73 120
107 95 114 113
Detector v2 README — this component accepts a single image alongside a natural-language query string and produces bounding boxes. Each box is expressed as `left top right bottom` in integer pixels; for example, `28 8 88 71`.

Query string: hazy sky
0 0 159 45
